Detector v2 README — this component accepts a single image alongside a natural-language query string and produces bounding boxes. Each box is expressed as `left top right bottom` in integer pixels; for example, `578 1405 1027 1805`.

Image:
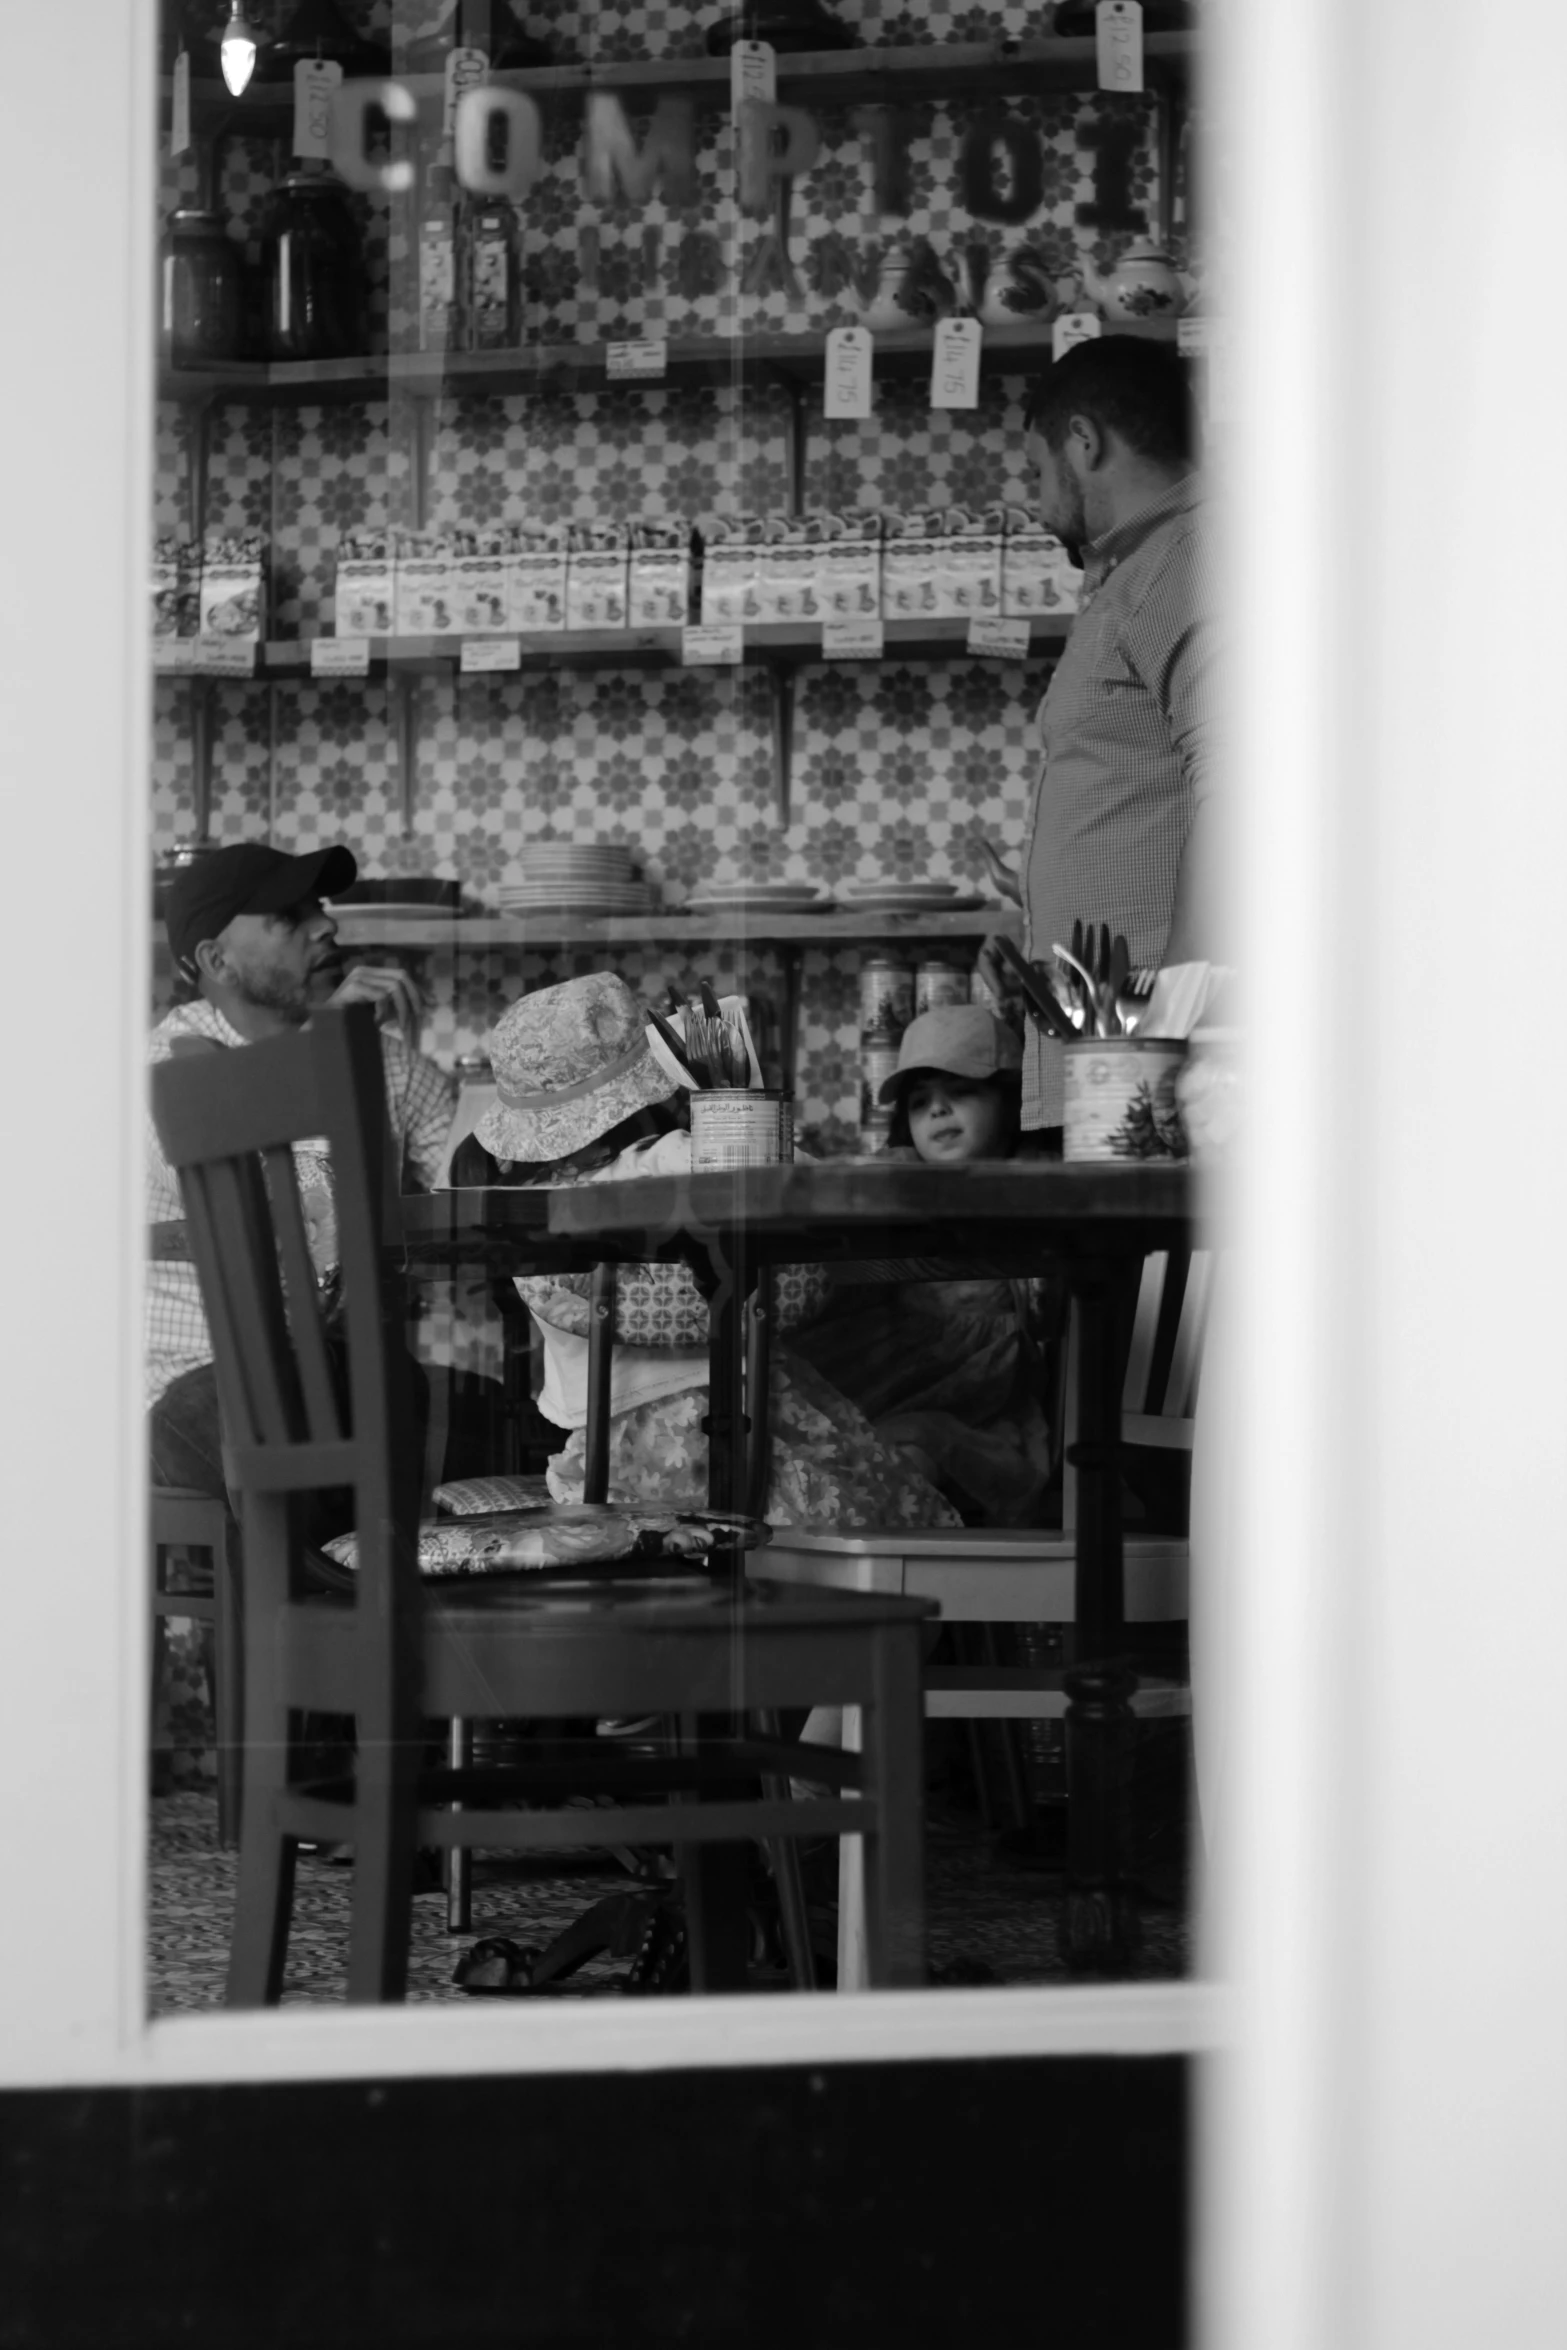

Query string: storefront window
146 0 1212 2023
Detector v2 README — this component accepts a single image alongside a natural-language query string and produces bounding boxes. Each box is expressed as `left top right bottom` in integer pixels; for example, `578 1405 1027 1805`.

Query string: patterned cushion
319 1502 769 1580
517 1260 831 1348
434 1473 553 1516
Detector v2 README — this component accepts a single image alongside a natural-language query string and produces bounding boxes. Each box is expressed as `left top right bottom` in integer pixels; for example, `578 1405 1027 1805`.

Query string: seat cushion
320 1502 769 1580
434 1473 553 1516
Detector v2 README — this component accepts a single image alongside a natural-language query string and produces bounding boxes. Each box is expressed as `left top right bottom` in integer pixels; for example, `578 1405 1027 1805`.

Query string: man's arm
1133 526 1221 965
1163 795 1218 966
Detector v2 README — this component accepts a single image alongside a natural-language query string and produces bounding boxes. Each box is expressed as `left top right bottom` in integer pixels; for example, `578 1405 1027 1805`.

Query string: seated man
146 841 453 1504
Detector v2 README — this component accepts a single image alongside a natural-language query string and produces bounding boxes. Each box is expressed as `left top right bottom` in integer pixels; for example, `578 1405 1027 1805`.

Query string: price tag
192 638 257 676
607 338 668 380
443 46 488 138
170 51 191 160
966 617 1032 661
310 636 370 676
730 39 777 109
153 637 194 673
1096 1 1144 93
461 636 522 672
293 59 343 160
682 625 744 666
930 317 982 411
1052 311 1101 362
824 327 873 420
822 620 885 660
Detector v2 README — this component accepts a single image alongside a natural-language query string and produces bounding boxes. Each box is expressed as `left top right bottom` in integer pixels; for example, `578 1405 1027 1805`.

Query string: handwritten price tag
824 327 873 420
294 59 343 160
444 45 488 137
606 338 668 380
310 637 369 676
461 636 522 672
822 620 885 660
931 317 983 412
682 625 744 666
1096 0 1144 93
1052 311 1102 362
192 638 257 676
730 39 777 109
153 638 194 673
967 617 1032 661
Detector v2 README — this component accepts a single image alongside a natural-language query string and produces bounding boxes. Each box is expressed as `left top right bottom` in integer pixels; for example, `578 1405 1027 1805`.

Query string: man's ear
1066 411 1105 472
192 936 228 990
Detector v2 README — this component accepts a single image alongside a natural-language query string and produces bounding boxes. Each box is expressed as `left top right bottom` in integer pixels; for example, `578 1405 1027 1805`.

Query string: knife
993 935 1077 1039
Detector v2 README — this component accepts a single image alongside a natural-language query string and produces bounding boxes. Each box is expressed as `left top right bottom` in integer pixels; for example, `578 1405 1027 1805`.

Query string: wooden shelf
156 321 1083 407
327 905 1022 950
244 618 1070 680
170 36 1194 133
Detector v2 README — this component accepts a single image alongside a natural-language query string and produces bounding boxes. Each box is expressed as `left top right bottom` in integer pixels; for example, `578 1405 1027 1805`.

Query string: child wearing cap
789 1005 1056 1525
451 973 959 1531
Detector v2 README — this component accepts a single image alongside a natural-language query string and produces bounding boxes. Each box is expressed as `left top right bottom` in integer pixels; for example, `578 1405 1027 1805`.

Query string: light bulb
219 3 259 95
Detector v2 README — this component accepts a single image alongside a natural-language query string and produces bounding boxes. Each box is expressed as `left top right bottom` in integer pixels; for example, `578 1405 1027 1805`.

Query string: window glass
147 0 1209 2019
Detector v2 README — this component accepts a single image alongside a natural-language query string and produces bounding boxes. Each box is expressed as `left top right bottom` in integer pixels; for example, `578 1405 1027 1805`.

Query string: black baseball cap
165 842 358 973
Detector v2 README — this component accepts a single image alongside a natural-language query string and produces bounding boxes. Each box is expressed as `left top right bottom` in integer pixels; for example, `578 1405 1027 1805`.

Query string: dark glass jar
159 209 244 365
259 173 366 362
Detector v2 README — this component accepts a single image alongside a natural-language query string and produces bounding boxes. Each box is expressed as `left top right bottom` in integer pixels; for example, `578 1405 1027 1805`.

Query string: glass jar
159 209 243 365
461 196 522 351
258 173 366 363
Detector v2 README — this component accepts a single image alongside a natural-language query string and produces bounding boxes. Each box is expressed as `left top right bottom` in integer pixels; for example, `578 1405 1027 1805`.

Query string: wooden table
400 1161 1197 1970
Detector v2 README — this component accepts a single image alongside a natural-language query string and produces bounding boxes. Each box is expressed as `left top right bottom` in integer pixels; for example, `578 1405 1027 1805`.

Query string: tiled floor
148 1775 1192 2011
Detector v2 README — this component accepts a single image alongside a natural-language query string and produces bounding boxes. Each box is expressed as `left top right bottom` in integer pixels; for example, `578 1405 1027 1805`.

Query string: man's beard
232 957 338 1026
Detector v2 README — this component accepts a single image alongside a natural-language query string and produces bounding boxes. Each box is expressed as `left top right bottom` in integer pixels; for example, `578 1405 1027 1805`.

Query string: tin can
915 960 968 1017
859 1035 902 1130
1063 1038 1189 1163
859 957 914 1039
970 960 1004 1016
690 1088 794 1169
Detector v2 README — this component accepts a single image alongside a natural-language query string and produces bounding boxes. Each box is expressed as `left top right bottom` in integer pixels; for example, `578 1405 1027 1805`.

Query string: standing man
147 841 453 1498
997 334 1218 1141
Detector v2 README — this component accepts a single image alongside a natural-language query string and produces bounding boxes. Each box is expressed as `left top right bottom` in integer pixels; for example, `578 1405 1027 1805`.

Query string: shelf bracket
394 671 418 838
777 942 804 1098
187 397 212 546
766 660 795 829
190 677 215 842
782 374 808 519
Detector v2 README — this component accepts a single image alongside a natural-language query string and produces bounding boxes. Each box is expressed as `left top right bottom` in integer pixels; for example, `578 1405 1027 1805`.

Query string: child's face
904 1072 1012 1164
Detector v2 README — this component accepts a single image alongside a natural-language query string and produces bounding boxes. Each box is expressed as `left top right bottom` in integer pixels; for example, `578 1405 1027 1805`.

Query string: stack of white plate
684 880 834 914
839 879 988 913
500 843 653 917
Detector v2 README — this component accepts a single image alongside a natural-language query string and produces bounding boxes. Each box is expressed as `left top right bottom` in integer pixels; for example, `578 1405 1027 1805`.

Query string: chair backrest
1063 1247 1213 1533
149 1005 422 1732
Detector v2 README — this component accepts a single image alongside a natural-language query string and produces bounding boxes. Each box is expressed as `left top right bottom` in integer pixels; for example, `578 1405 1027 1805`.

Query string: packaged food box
565 523 628 630
817 508 882 621
944 505 1006 621
628 520 691 628
334 529 394 637
199 529 264 641
394 528 458 636
152 533 199 638
507 524 566 632
753 517 819 624
1001 506 1083 618
699 515 760 625
453 528 511 634
880 509 944 621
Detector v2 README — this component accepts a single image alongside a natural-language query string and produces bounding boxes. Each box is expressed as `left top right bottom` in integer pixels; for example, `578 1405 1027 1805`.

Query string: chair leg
446 1717 473 1934
754 1710 815 1992
345 1746 419 2004
862 1626 928 1990
837 1706 869 1994
212 1520 243 1848
226 1710 299 2009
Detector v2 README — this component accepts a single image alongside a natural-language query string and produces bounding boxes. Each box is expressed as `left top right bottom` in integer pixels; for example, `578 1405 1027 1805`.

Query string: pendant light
219 2 261 94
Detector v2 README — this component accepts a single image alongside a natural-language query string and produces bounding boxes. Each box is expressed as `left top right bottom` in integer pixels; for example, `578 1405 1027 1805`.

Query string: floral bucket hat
474 972 678 1164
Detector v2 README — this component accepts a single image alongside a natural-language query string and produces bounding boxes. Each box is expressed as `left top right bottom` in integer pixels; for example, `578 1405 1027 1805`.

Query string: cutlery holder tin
1063 1037 1189 1163
690 1089 795 1169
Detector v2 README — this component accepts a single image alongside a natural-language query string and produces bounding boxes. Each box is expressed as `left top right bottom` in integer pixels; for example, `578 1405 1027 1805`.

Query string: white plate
837 893 991 913
692 881 826 900
841 881 962 900
333 900 461 919
684 895 832 913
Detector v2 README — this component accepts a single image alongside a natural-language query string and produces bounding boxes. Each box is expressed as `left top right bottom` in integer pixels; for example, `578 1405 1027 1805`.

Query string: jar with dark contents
159 209 244 365
258 172 367 362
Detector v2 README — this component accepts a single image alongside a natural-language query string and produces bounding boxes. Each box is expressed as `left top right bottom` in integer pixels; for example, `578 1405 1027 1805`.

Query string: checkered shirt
145 1000 454 1409
1020 473 1217 1128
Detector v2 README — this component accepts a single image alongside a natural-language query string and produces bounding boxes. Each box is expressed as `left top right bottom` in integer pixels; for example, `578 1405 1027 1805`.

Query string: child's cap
877 1005 1023 1104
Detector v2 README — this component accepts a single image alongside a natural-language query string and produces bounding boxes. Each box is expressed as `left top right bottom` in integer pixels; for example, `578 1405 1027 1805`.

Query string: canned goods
859 957 914 1039
915 960 967 1017
689 1088 794 1168
1063 1038 1188 1163
970 961 1004 1016
859 1034 902 1129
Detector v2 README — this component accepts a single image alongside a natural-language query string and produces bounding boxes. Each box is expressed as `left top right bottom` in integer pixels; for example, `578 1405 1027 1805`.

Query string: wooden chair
150 1005 934 2004
149 1483 242 1846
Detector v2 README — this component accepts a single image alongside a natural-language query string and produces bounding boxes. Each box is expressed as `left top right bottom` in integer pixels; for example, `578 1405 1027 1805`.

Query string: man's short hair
1023 335 1195 470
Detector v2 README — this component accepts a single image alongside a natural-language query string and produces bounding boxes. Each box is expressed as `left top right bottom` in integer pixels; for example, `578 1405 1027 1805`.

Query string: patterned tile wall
153 0 1178 1153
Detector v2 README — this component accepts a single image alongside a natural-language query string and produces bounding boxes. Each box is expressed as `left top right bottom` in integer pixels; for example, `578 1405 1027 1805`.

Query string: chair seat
763 1525 1189 1623
320 1501 770 1580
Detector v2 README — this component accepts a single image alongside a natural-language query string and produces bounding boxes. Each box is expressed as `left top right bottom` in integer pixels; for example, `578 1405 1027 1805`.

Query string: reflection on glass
148 0 1207 2013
